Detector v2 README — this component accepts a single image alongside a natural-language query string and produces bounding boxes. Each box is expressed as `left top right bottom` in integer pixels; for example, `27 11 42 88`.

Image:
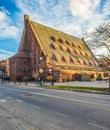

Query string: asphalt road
0 84 110 130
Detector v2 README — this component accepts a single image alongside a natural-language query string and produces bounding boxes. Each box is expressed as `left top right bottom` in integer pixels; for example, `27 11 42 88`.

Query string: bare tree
84 22 110 56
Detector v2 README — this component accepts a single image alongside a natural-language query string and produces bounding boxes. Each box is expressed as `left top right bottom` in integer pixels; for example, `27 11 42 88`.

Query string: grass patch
41 85 108 92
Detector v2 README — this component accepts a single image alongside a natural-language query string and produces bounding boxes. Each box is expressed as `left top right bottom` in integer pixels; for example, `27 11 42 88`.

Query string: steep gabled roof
26 15 99 68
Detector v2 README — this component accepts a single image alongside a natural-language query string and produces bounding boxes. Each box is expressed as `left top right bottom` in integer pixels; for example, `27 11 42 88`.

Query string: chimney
24 14 29 20
24 14 29 29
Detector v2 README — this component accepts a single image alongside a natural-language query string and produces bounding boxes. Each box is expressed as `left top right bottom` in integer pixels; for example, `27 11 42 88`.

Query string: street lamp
51 65 54 85
109 76 110 92
51 49 54 85
38 56 44 86
23 68 28 85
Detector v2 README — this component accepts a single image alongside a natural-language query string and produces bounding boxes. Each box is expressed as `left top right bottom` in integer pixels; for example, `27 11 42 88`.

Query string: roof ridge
31 21 81 40
28 19 47 56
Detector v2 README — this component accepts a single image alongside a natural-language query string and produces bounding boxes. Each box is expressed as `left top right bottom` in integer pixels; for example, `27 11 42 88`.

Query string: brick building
9 15 104 82
98 56 110 77
0 59 9 77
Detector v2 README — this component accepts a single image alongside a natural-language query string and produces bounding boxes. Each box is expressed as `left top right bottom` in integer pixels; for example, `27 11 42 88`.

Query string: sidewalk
2 81 109 88
6 80 109 88
55 80 109 88
0 105 39 130
0 104 24 130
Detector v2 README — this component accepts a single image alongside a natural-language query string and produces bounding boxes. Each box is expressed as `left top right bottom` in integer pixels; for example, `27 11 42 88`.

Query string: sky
0 0 110 60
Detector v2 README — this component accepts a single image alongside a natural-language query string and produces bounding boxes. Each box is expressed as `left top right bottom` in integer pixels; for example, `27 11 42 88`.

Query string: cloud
102 0 110 21
14 0 110 37
9 0 110 57
0 53 12 60
58 24 81 36
0 49 14 54
1 0 109 39
93 47 109 57
0 49 14 60
0 7 19 39
0 11 6 21
69 0 100 20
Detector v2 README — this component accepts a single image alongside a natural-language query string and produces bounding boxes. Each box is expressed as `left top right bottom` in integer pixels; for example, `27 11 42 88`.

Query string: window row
50 43 90 57
50 36 82 49
52 54 98 67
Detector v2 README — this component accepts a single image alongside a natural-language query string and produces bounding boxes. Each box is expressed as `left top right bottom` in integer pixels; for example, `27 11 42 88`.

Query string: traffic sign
39 69 43 73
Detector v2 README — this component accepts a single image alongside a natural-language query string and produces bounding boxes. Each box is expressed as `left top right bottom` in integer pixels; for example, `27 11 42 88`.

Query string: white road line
88 122 109 130
54 112 68 118
30 104 40 109
2 87 110 107
0 99 6 102
0 93 3 96
7 96 12 99
16 99 23 103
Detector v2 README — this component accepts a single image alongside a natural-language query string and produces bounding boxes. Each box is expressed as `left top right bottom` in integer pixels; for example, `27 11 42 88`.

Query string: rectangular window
34 59 36 65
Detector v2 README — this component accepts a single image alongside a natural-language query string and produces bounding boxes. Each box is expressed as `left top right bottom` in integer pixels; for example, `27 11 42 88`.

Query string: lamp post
51 64 54 85
1 72 4 84
23 68 28 85
51 49 54 85
108 69 110 91
39 57 44 86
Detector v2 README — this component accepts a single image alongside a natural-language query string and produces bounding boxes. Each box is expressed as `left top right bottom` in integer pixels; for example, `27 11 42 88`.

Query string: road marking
54 112 68 118
2 87 110 107
7 96 12 99
0 93 3 96
0 99 6 102
88 122 109 130
16 99 23 103
30 104 40 109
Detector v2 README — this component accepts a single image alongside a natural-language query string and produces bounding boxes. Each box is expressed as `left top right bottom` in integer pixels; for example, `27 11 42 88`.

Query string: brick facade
9 15 105 82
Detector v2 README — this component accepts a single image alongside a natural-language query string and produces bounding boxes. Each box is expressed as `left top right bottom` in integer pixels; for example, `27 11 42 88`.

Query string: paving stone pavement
0 105 39 130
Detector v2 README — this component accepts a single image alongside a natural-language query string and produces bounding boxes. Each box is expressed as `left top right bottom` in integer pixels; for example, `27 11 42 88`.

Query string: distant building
9 15 104 82
98 57 110 77
0 59 9 77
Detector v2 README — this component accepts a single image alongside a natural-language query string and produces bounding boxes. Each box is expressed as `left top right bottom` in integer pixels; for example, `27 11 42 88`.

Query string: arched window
50 43 55 49
24 59 26 64
67 48 71 53
66 40 70 45
83 60 87 65
78 58 84 65
70 57 74 63
59 45 64 51
58 38 63 44
61 56 66 62
80 50 82 55
85 52 88 57
77 59 81 64
78 44 81 49
94 61 98 67
89 61 92 66
50 35 56 41
72 43 75 47
52 54 58 62
74 50 78 55
80 50 85 56
89 60 94 66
